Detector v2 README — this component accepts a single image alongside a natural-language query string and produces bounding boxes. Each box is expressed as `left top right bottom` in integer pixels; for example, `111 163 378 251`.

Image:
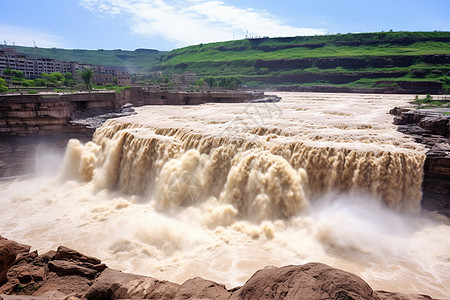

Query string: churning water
1 93 449 298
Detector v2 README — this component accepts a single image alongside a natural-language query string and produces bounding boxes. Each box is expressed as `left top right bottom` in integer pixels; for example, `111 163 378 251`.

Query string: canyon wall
0 89 267 136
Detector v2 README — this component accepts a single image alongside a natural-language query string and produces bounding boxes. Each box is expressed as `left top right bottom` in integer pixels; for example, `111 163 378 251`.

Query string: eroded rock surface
390 107 450 217
0 236 439 299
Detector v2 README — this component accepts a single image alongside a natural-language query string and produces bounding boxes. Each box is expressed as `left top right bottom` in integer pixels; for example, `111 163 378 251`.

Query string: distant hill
158 31 450 93
12 46 166 72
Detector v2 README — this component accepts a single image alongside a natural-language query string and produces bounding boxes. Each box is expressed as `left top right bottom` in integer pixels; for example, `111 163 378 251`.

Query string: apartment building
93 74 115 86
0 47 81 79
172 73 182 85
182 71 197 84
0 47 131 84
117 75 131 86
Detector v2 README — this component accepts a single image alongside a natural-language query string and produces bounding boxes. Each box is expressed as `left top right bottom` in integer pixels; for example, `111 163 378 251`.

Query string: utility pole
33 40 38 77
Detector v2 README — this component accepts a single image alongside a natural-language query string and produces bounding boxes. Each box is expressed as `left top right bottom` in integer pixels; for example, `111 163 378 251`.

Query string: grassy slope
164 31 450 61
158 31 450 90
13 46 165 71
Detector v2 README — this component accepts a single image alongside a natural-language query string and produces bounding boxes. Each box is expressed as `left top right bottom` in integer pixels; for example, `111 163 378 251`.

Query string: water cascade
1 93 448 298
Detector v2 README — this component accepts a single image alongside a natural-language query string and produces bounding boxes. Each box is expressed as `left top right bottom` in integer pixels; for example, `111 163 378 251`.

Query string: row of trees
1 68 244 92
1 68 94 90
200 76 243 89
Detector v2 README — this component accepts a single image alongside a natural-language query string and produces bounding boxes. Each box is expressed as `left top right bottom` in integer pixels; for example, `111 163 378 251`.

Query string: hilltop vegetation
14 46 165 72
9 31 450 93
158 31 450 93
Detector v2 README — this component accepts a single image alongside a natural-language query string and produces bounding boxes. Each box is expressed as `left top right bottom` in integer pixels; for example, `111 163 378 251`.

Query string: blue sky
2 0 449 51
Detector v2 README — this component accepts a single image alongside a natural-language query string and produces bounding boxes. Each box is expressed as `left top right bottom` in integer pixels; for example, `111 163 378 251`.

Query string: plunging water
1 93 449 298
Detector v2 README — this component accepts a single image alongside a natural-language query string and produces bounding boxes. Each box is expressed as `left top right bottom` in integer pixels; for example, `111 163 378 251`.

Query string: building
182 71 197 84
0 46 150 87
145 83 170 92
117 75 131 86
134 72 163 82
172 73 182 85
0 47 80 79
93 74 115 86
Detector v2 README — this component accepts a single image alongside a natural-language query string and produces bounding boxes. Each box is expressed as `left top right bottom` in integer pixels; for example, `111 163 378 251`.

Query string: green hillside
8 31 450 93
158 31 450 92
13 46 165 72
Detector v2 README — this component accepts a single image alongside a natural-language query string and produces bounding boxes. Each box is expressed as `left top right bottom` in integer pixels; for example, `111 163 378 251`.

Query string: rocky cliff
390 107 450 217
0 92 126 136
0 236 437 300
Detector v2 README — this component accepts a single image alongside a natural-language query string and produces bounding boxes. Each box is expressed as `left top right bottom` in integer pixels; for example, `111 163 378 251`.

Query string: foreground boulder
0 236 438 299
230 263 378 300
0 237 104 297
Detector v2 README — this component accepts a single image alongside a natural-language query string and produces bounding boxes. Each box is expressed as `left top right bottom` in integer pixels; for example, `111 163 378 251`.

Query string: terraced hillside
158 31 450 93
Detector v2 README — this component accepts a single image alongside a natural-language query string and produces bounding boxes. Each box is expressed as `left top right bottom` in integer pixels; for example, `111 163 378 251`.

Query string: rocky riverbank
0 236 437 300
390 107 450 217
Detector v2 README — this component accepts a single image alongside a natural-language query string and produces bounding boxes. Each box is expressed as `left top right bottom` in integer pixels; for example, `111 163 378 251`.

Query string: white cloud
79 0 326 47
0 25 63 48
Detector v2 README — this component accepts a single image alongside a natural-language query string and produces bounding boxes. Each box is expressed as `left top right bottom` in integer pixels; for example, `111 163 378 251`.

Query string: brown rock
389 107 410 116
92 263 107 272
0 236 31 285
48 260 98 279
0 242 18 285
376 290 433 300
174 277 231 299
419 116 449 137
85 268 180 300
52 246 101 265
229 263 379 300
38 250 56 263
31 273 92 298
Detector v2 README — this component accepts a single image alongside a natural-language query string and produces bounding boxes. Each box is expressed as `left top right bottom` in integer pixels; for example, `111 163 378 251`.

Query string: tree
64 72 73 80
33 78 47 87
3 68 13 76
50 72 64 82
204 77 216 87
0 78 8 92
204 76 242 89
81 68 93 90
12 70 24 79
63 72 74 87
41 72 51 80
194 79 204 87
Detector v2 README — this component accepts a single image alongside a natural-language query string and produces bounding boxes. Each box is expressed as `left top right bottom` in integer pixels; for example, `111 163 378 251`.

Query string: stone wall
142 90 265 105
